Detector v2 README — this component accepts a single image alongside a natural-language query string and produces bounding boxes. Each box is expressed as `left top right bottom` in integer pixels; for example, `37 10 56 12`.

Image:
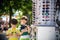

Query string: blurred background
0 0 60 40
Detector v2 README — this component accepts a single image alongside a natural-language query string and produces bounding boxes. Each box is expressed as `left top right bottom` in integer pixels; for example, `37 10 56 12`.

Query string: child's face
21 19 27 24
11 24 16 28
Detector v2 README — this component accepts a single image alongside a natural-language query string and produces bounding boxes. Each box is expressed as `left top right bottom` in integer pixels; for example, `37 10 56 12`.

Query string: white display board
36 27 56 40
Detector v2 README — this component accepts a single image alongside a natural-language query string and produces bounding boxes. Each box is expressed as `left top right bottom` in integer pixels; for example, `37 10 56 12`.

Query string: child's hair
11 19 18 25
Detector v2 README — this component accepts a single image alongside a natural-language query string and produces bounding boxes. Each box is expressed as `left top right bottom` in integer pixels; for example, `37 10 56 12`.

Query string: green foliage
0 0 32 25
0 0 32 15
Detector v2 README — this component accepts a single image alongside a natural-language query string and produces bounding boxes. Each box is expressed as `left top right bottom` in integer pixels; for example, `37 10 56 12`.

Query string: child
6 19 20 40
18 16 31 40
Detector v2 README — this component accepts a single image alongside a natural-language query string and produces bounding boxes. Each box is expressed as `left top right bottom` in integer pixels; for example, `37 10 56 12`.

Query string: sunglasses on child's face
21 17 28 21
22 18 28 21
25 19 28 21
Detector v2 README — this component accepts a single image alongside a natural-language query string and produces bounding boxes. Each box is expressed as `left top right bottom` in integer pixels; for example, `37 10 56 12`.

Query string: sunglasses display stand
32 0 57 40
32 0 55 26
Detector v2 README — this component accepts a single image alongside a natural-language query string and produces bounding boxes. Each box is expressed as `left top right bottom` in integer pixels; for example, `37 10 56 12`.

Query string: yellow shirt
6 28 20 40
